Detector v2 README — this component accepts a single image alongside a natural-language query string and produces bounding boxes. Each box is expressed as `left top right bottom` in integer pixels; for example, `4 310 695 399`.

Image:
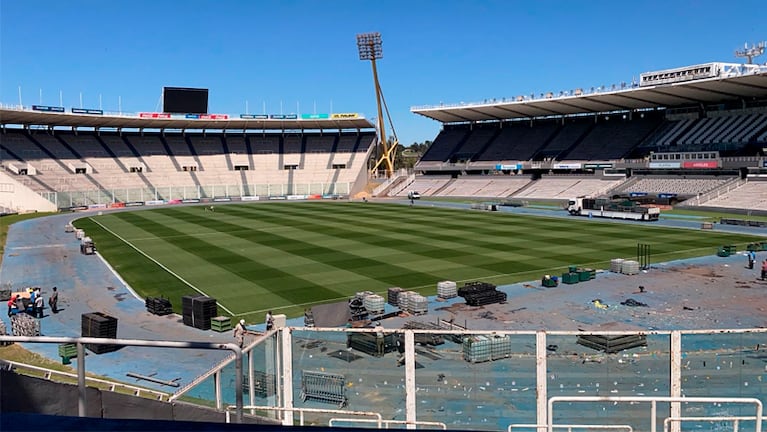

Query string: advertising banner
32 105 65 113
553 163 582 169
71 108 103 115
649 162 681 169
331 113 359 119
139 113 171 119
301 114 330 119
240 114 269 119
682 161 718 169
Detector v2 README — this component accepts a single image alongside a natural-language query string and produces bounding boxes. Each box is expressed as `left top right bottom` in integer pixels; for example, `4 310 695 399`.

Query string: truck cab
408 191 421 200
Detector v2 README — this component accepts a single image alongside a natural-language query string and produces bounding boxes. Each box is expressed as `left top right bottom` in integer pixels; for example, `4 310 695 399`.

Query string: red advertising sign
682 161 718 169
139 112 171 119
199 114 229 120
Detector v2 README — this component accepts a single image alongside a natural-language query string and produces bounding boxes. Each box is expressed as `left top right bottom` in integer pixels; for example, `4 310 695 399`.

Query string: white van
407 191 421 200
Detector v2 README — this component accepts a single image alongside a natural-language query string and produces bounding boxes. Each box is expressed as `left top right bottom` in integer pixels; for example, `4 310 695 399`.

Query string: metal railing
663 416 766 432
0 335 245 423
330 417 447 429
0 358 170 401
549 396 763 432
508 424 633 432
225 405 383 428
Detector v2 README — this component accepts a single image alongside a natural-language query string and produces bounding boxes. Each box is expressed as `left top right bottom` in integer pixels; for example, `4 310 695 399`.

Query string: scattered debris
620 298 648 307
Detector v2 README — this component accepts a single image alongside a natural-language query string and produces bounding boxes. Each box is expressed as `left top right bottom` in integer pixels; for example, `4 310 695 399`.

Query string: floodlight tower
357 32 399 178
735 41 765 64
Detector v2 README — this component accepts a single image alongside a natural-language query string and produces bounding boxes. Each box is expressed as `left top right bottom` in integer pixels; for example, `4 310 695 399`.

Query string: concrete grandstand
0 109 377 212
397 61 767 211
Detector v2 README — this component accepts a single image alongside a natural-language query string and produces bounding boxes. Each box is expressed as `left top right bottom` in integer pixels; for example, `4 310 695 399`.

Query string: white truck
567 197 660 221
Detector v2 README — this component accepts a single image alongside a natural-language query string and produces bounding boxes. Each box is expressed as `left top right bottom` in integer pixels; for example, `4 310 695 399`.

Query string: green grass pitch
73 201 760 322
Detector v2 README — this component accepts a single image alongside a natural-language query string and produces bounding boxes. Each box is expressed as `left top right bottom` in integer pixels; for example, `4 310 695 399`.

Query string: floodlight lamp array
356 32 383 61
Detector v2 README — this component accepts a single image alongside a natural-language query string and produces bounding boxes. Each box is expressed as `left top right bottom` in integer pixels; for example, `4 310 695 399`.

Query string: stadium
2 29 767 432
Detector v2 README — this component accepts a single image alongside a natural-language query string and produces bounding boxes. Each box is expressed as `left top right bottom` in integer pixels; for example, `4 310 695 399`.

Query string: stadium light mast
357 32 399 178
735 41 765 64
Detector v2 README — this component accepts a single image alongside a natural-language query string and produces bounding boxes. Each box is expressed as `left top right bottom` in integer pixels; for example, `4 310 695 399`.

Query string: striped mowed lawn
73 201 759 321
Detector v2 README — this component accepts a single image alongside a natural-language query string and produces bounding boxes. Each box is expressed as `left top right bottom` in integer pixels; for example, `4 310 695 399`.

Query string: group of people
6 287 58 318
746 250 767 279
232 310 274 348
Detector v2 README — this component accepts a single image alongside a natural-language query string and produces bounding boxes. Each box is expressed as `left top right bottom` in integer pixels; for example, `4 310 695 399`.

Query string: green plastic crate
561 272 579 284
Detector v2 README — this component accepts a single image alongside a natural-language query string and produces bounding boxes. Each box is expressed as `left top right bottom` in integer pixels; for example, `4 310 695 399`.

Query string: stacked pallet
10 313 40 337
610 258 625 273
620 260 640 275
576 334 647 353
81 312 119 354
490 335 512 360
437 281 457 299
348 296 369 322
182 295 218 330
406 293 428 315
363 294 385 316
458 281 507 306
463 336 492 363
347 332 396 356
402 321 445 346
145 297 173 316
387 287 403 306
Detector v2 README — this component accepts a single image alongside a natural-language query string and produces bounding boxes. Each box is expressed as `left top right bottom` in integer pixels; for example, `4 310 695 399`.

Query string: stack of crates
407 293 428 315
717 245 736 257
210 316 232 332
348 296 368 322
561 271 579 285
397 291 413 311
610 258 625 273
182 295 218 330
145 297 173 316
463 336 491 363
620 260 640 275
10 314 40 337
387 287 403 307
437 281 457 299
490 335 512 360
81 312 118 354
304 309 315 327
363 294 385 316
578 268 596 282
58 343 78 364
458 281 507 306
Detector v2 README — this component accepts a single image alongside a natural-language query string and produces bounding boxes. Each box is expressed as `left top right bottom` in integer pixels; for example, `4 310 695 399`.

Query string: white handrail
508 424 632 432
330 417 447 429
0 359 170 401
664 416 766 432
225 405 383 428
549 396 763 432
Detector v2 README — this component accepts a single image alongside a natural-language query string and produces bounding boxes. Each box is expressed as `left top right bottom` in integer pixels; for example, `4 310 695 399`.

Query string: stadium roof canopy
0 108 375 130
411 64 767 123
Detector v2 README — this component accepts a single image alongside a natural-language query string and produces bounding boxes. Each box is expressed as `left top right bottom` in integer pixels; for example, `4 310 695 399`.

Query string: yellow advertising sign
330 113 359 119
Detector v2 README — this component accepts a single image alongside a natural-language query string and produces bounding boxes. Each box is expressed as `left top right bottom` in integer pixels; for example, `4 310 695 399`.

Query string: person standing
748 250 756 269
7 294 17 316
762 259 767 280
48 287 59 313
395 334 405 366
265 310 274 331
34 291 44 318
233 319 247 348
374 322 385 357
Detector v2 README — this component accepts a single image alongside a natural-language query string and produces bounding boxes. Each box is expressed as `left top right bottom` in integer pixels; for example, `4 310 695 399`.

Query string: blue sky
1 0 765 146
